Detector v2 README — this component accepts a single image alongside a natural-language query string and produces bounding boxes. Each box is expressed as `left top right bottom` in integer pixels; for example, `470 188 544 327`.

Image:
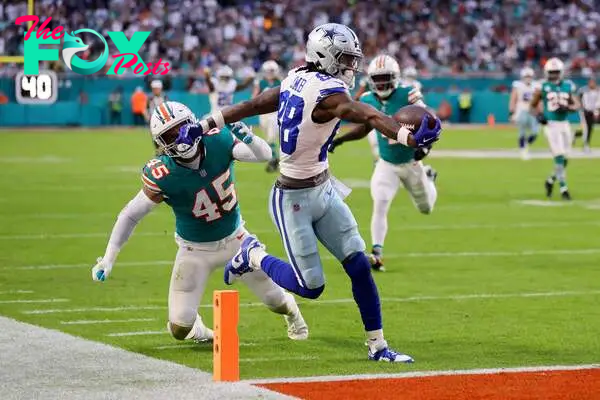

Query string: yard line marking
240 355 318 363
106 330 167 337
0 290 34 294
6 247 600 271
60 318 156 325
0 298 69 304
3 220 599 241
245 363 600 384
153 342 257 350
21 290 600 315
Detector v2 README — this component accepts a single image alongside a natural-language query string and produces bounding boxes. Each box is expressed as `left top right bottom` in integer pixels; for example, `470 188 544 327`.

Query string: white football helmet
544 58 564 82
150 101 198 158
305 23 363 88
367 55 400 98
520 67 535 83
216 65 234 82
262 60 280 79
403 66 418 81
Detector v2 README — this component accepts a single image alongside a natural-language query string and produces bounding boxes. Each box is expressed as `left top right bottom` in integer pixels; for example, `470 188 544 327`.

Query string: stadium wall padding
0 76 586 126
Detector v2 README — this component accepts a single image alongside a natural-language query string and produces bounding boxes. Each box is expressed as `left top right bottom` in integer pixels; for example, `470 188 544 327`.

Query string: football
393 105 437 132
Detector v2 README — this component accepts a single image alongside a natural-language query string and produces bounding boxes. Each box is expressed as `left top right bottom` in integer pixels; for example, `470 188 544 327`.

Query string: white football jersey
512 80 536 113
278 68 349 179
209 78 237 112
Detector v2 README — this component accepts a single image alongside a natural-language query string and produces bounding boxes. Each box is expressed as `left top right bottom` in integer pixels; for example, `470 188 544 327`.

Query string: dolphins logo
62 29 109 75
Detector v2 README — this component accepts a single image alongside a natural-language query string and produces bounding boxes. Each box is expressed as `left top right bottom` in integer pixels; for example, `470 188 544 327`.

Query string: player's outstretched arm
229 122 272 162
509 87 518 116
199 87 280 132
315 92 440 148
91 187 161 282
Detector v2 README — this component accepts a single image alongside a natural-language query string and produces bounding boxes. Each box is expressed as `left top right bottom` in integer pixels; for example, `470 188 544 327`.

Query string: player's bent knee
168 321 192 340
342 252 371 279
297 284 325 299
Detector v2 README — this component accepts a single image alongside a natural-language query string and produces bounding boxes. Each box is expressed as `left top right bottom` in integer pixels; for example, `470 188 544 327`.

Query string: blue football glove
174 123 204 157
227 122 254 144
412 114 442 148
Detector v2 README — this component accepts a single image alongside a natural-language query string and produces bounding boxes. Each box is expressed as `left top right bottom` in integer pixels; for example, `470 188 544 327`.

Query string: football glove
175 123 204 157
412 114 442 148
536 114 548 125
228 122 254 144
92 257 112 282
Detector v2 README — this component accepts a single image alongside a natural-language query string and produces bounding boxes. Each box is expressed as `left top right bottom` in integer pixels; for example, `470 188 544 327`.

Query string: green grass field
1 126 599 379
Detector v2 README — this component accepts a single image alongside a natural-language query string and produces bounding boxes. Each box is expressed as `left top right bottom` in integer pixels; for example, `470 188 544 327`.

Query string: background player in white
196 23 442 362
91 102 308 343
205 65 254 113
509 67 539 159
401 66 422 92
253 60 282 172
329 55 437 272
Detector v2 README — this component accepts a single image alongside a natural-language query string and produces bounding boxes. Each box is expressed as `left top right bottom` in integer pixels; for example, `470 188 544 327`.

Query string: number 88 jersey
141 129 241 243
541 79 576 122
277 68 349 179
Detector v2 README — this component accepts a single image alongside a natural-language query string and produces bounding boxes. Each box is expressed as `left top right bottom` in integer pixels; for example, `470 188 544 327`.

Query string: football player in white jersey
205 65 254 112
509 67 540 159
253 60 282 172
196 23 441 363
402 66 422 92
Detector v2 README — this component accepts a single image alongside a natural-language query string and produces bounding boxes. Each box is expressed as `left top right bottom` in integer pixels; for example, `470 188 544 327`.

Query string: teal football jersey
258 78 281 93
360 86 416 164
141 129 240 243
540 80 576 121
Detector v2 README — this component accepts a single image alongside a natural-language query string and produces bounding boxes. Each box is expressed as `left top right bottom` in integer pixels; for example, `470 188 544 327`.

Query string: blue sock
260 255 324 299
342 252 382 331
518 136 526 149
527 134 537 144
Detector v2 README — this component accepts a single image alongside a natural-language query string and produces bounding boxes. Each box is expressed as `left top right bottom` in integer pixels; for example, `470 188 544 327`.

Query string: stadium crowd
1 0 599 77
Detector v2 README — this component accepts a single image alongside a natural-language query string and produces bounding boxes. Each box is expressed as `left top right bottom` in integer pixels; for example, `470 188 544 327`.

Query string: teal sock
372 245 383 256
553 155 567 188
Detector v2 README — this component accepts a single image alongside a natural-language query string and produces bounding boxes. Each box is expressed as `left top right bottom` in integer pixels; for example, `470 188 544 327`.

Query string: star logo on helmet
321 26 343 42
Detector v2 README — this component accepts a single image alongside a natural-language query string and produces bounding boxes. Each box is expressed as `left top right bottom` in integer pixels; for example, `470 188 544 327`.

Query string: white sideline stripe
0 298 69 304
245 363 600 384
4 220 600 241
153 342 258 350
106 330 167 337
21 290 600 315
240 356 318 363
60 318 156 325
7 247 600 271
0 290 34 294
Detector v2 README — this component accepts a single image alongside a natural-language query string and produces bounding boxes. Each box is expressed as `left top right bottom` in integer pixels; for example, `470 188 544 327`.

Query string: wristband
396 126 411 146
199 111 225 132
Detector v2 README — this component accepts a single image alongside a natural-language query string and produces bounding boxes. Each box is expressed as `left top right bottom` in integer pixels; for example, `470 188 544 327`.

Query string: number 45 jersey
278 69 348 179
141 129 241 243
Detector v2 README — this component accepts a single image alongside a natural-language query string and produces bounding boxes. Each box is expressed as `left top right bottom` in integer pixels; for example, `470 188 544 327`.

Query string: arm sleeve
232 134 272 162
102 190 159 265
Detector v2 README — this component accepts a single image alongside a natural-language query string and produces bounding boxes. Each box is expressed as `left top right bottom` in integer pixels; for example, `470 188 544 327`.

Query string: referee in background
575 78 600 152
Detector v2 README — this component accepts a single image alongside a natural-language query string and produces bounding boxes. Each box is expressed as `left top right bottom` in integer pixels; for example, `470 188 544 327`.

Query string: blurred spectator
147 80 167 121
2 0 599 77
108 86 123 125
437 99 452 122
458 89 473 123
79 90 88 105
131 86 147 126
0 90 8 104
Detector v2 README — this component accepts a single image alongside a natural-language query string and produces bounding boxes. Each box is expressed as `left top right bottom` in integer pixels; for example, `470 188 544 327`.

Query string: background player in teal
531 57 580 200
253 60 282 172
329 55 438 272
92 101 308 344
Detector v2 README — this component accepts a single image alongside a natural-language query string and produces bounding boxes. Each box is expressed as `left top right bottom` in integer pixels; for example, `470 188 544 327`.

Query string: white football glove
408 88 423 104
92 257 113 282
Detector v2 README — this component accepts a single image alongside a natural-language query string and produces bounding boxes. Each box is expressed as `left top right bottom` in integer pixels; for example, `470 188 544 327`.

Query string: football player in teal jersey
530 57 580 200
253 60 282 172
329 55 438 272
92 101 308 343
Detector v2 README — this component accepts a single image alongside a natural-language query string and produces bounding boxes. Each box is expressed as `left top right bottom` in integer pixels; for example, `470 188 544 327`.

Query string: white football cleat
285 307 309 340
520 148 530 160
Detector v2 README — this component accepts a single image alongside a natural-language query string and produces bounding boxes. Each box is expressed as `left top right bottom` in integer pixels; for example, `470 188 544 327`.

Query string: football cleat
285 305 309 340
368 345 414 363
520 148 530 160
368 252 385 272
424 165 438 182
224 236 264 284
561 189 572 201
545 179 554 198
